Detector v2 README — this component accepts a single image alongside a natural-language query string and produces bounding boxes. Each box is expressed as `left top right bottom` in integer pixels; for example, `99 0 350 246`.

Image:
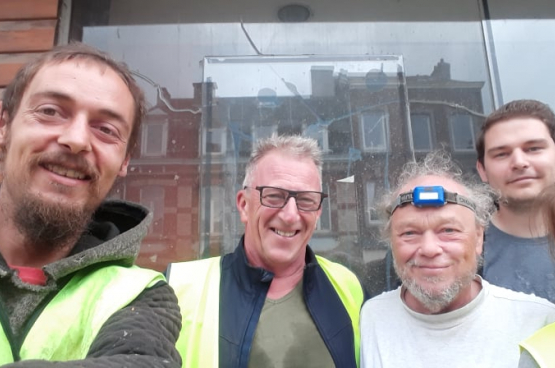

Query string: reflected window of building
328 118 352 154
316 183 332 231
202 127 227 154
203 186 224 234
365 182 380 224
449 113 475 151
253 125 276 142
410 113 433 151
336 181 358 233
304 124 330 152
361 110 388 151
140 186 165 235
141 120 168 157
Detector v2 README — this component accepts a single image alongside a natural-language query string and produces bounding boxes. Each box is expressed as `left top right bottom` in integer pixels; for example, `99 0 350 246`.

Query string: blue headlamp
389 185 476 215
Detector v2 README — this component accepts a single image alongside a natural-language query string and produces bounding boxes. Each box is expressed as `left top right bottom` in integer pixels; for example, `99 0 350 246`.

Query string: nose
279 197 301 223
510 149 529 170
418 232 443 258
57 114 92 154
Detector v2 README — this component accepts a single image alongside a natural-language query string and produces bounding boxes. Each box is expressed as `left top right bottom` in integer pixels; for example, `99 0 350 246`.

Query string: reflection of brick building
113 86 203 271
407 59 485 172
123 58 485 271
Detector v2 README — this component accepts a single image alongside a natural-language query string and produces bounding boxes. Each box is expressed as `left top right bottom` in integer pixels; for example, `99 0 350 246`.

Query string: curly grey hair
379 150 497 240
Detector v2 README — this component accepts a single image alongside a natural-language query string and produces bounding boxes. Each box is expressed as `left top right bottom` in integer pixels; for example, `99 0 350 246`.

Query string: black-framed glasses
245 186 328 211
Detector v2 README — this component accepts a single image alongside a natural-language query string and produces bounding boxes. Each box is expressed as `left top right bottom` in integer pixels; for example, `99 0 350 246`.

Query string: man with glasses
167 135 365 368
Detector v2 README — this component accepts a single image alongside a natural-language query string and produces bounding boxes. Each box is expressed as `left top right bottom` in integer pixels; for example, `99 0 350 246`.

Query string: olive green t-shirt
247 280 335 368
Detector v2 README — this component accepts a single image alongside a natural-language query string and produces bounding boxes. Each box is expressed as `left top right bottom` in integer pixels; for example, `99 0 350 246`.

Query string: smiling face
237 150 322 273
390 175 483 314
0 60 134 228
477 118 555 210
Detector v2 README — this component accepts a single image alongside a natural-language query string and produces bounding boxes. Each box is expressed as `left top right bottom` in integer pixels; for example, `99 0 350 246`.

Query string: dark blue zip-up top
219 236 359 368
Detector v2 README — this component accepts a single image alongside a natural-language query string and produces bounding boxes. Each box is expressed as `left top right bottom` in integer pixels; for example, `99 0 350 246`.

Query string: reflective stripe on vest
315 255 364 367
0 265 163 364
520 322 555 368
170 257 221 368
0 324 12 365
169 256 364 368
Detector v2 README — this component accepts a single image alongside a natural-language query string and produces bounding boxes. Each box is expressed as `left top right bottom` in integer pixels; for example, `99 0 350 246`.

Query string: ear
236 189 249 224
476 160 488 183
0 101 8 148
118 154 130 177
475 225 484 256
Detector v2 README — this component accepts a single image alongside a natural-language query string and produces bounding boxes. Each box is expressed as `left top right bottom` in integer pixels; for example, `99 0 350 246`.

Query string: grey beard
13 193 93 252
394 260 477 314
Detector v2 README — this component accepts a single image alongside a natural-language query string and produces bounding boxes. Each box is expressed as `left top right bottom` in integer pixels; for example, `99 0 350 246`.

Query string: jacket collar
227 235 318 292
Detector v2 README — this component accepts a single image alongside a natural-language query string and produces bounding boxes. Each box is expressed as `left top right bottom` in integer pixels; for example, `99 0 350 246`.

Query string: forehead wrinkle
27 90 74 106
393 208 467 230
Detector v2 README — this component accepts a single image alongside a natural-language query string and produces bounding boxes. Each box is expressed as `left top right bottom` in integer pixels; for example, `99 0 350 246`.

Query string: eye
265 192 285 200
98 125 117 136
92 122 122 140
297 195 317 205
37 106 61 117
526 146 543 152
493 152 507 158
400 230 416 237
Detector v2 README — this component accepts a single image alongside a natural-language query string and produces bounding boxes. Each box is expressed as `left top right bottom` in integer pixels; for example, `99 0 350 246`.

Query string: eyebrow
29 90 129 127
486 139 550 154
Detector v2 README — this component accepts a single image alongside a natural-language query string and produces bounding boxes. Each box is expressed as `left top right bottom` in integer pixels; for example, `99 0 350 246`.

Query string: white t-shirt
360 278 555 368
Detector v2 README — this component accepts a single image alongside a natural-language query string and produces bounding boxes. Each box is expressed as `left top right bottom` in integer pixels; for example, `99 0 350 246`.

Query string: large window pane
71 0 494 290
487 0 555 107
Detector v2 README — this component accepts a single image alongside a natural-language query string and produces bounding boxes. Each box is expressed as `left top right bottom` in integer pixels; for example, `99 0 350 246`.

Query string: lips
34 152 98 182
507 176 536 184
44 164 90 180
274 229 297 237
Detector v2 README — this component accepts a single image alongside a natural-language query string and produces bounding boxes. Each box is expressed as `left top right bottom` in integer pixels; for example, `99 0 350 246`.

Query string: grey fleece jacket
0 200 182 368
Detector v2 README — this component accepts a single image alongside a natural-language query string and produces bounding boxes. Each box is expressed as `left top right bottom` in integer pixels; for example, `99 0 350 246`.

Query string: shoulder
167 257 221 279
316 255 357 276
315 255 363 292
486 281 555 311
361 288 401 315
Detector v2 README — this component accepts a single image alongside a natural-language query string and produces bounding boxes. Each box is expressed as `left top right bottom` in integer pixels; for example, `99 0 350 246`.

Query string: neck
266 266 304 299
492 206 546 238
0 195 75 268
244 245 306 300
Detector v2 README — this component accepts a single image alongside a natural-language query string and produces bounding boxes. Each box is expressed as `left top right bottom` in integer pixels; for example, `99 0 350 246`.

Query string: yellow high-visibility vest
521 322 555 368
169 255 364 368
0 265 163 364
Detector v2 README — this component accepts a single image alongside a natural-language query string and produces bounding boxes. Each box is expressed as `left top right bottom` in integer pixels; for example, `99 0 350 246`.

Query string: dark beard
13 193 94 251
500 196 535 213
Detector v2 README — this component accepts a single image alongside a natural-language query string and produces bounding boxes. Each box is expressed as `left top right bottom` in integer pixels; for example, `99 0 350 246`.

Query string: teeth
275 229 296 237
46 164 86 180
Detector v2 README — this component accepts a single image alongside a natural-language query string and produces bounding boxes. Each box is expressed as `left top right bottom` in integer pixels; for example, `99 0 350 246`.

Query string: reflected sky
489 19 555 108
84 21 493 111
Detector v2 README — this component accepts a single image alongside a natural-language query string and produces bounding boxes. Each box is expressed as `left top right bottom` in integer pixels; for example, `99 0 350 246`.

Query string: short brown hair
0 42 146 155
476 99 555 166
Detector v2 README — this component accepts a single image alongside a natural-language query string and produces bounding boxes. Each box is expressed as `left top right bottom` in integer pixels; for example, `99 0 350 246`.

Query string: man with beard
0 43 181 367
476 99 555 302
359 151 555 368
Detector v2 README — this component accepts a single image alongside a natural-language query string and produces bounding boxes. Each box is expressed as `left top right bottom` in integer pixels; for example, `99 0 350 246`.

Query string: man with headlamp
360 151 555 368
